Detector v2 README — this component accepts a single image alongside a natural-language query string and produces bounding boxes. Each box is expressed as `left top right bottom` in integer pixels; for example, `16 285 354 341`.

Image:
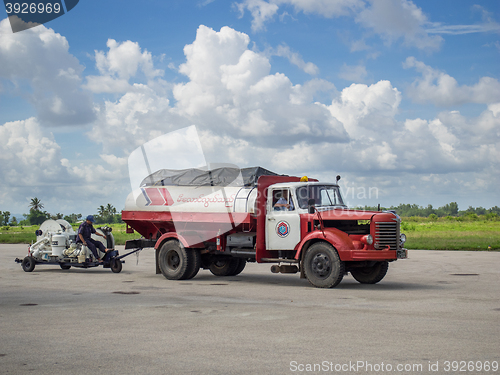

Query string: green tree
490 206 500 215
63 213 82 223
27 198 49 225
96 204 118 224
10 216 18 226
423 204 435 217
106 203 117 216
28 210 50 225
29 197 44 211
436 202 459 217
2 211 10 226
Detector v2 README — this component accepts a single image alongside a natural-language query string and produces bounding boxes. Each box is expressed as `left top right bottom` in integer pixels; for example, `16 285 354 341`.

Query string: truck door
266 188 300 250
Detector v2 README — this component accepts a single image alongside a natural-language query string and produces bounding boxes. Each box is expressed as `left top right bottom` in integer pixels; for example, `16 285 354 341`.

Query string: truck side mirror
307 198 315 214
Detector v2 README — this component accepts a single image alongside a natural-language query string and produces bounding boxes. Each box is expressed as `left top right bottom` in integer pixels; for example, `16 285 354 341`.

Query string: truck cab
265 182 345 252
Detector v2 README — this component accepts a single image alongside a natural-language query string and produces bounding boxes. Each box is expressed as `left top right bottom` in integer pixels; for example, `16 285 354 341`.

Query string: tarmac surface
0 244 499 375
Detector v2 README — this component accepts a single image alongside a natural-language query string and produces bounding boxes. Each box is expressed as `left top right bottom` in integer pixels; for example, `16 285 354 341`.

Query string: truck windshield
296 185 345 209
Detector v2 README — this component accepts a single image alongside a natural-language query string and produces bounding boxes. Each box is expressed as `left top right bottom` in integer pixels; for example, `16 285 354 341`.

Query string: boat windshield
296 185 345 209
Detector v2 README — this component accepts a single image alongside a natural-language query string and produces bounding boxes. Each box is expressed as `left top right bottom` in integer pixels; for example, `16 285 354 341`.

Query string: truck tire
229 259 246 276
350 261 389 284
303 242 344 288
184 249 201 280
22 256 36 272
59 264 71 270
158 240 198 280
209 257 239 276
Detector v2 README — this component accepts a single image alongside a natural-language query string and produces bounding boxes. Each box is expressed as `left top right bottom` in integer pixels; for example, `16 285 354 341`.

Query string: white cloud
172 25 348 146
0 118 66 182
327 80 401 139
0 19 95 126
404 57 500 106
84 39 164 94
356 0 442 50
236 0 362 32
236 0 442 50
84 75 131 94
277 0 363 17
426 5 500 35
100 154 128 168
90 25 347 154
273 44 319 75
235 0 280 32
426 23 500 35
0 117 130 213
87 25 498 184
90 85 186 153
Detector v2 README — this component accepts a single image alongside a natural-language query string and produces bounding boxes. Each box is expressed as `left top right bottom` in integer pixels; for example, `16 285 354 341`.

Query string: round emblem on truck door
276 220 290 238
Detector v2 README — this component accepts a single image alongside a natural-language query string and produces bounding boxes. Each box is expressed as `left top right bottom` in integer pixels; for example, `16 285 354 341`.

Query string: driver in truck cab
273 190 294 211
76 215 109 262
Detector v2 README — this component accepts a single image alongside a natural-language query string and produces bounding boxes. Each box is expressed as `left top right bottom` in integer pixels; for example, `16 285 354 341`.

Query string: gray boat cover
140 166 282 187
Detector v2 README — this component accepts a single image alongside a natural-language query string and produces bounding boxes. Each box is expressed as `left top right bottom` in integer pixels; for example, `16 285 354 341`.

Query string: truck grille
374 221 398 250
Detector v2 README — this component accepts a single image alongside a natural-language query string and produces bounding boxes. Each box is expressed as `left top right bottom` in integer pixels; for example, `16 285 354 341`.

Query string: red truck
122 167 407 288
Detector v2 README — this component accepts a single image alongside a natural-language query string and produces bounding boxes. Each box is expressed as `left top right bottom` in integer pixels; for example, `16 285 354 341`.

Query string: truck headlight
361 234 373 245
400 233 407 246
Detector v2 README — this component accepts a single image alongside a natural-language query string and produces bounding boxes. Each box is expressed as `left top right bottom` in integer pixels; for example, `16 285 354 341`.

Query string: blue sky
0 0 499 217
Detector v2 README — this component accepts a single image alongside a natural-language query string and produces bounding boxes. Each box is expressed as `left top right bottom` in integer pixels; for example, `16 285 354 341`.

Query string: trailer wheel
110 259 123 273
158 240 194 280
350 261 389 284
59 264 71 270
22 256 36 272
209 257 239 276
303 242 344 288
229 259 246 276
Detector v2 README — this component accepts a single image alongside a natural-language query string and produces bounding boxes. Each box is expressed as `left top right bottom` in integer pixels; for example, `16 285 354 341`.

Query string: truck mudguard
295 227 354 261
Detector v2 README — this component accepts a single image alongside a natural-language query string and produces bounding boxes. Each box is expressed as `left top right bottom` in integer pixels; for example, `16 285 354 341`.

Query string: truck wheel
110 258 123 273
351 261 389 284
229 259 246 276
22 256 36 272
209 257 239 276
158 240 193 280
184 249 201 280
59 264 71 270
303 242 344 288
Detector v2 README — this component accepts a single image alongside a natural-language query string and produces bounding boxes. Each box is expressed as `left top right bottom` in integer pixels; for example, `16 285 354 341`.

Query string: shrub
467 213 479 221
485 213 499 221
401 222 416 231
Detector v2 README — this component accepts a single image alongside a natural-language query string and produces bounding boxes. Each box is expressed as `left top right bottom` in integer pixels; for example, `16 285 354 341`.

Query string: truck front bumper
348 248 408 261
